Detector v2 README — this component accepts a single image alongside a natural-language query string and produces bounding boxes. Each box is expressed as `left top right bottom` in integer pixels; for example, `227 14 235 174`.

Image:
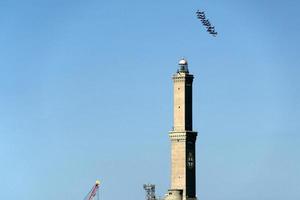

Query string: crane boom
84 180 100 200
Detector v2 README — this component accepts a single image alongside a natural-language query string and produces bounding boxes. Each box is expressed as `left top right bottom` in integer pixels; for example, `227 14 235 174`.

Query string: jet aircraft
196 10 218 37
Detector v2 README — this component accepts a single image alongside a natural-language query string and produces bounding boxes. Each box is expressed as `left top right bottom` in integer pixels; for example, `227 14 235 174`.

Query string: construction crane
83 180 100 200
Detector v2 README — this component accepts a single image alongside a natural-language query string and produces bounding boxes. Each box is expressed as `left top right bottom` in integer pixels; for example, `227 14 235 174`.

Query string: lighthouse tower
165 59 198 200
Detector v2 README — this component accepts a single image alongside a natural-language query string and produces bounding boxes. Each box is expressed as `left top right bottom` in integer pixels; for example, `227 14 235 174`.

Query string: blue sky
0 0 299 199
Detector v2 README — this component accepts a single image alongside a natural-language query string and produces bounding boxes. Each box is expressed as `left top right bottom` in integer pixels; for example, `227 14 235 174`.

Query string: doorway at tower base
164 189 182 200
164 189 197 200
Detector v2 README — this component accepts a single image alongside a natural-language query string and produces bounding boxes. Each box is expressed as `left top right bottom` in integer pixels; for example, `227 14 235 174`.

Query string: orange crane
83 180 100 200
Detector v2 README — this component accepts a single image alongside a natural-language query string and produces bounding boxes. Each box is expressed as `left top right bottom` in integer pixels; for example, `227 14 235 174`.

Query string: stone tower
165 59 198 200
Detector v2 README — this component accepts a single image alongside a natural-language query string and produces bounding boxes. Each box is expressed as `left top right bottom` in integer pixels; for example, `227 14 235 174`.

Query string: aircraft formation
196 10 218 37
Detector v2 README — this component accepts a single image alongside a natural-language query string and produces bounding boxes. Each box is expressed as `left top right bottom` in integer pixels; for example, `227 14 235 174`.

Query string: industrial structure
164 59 198 200
143 184 156 200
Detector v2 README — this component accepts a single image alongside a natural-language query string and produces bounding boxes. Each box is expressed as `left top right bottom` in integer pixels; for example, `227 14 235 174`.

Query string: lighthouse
165 59 198 200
